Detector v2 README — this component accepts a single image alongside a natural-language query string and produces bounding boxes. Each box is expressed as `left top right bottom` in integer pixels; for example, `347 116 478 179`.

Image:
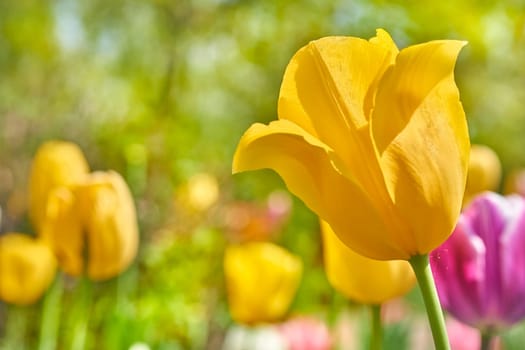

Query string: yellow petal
223 242 302 324
371 40 469 254
40 187 85 276
278 30 398 196
321 221 415 304
75 171 139 281
233 119 409 259
0 233 56 305
29 141 90 233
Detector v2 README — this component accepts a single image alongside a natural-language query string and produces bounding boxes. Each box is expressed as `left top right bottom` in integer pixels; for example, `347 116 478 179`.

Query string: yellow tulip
224 242 302 324
463 144 501 205
29 140 90 233
0 233 57 305
233 29 469 260
41 171 139 281
321 221 415 304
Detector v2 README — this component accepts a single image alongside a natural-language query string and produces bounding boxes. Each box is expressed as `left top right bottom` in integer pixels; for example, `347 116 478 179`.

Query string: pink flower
278 316 332 350
431 192 525 331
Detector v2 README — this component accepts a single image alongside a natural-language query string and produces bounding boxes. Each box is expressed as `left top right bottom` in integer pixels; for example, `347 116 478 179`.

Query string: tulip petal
321 221 415 304
278 30 398 198
41 187 85 276
431 221 486 326
224 242 302 324
29 140 89 233
371 40 469 254
499 195 525 324
76 171 139 281
233 119 409 259
0 233 57 305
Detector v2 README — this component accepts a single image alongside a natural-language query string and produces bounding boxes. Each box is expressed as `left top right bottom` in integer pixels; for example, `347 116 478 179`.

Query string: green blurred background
1 0 525 349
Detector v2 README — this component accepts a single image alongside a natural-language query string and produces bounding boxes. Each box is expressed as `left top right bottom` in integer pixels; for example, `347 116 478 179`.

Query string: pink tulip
431 192 525 331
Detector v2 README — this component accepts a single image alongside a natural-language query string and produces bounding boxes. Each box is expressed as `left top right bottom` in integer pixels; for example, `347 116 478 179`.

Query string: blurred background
1 0 525 349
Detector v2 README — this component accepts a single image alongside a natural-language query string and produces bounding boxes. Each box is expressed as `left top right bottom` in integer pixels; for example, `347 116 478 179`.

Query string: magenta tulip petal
431 192 525 331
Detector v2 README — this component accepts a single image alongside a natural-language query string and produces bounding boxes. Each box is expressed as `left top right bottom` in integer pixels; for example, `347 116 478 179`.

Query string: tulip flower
430 192 525 334
28 140 90 233
233 29 469 261
40 171 139 281
223 242 302 324
321 220 416 305
463 144 501 205
0 233 57 305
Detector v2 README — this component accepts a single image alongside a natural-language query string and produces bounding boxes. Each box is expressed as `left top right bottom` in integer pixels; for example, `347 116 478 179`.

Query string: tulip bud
28 140 89 233
0 233 56 305
224 242 302 324
75 171 139 280
464 144 501 205
431 192 525 331
41 171 139 281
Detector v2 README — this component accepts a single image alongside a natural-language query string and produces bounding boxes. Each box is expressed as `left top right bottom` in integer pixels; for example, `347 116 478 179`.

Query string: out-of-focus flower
233 29 469 260
278 316 332 350
41 171 139 281
223 191 292 242
222 325 288 350
431 192 525 331
224 242 302 324
178 172 219 212
0 233 56 305
28 140 89 232
128 342 151 350
321 221 415 304
503 168 525 196
464 144 501 205
446 317 480 350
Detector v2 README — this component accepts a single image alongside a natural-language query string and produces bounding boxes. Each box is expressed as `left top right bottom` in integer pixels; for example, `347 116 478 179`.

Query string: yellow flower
41 171 139 281
463 144 501 205
29 140 90 233
224 242 302 324
321 221 415 304
0 233 57 305
233 29 469 260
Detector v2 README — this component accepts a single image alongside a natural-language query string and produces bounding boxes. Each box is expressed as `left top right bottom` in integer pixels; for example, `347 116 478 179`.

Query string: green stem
70 277 92 350
480 331 492 350
409 254 450 350
3 305 29 350
38 274 64 350
370 304 382 350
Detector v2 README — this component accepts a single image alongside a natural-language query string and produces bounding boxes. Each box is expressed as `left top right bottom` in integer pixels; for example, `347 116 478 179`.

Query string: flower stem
38 273 64 350
70 277 92 350
3 305 29 349
480 331 492 350
409 254 450 350
370 304 382 350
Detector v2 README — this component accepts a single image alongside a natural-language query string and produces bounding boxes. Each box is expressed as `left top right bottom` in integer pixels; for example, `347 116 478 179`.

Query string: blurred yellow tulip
41 171 139 281
463 144 501 205
233 29 469 260
224 242 302 324
0 233 57 305
321 221 416 304
28 140 90 233
503 169 525 197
